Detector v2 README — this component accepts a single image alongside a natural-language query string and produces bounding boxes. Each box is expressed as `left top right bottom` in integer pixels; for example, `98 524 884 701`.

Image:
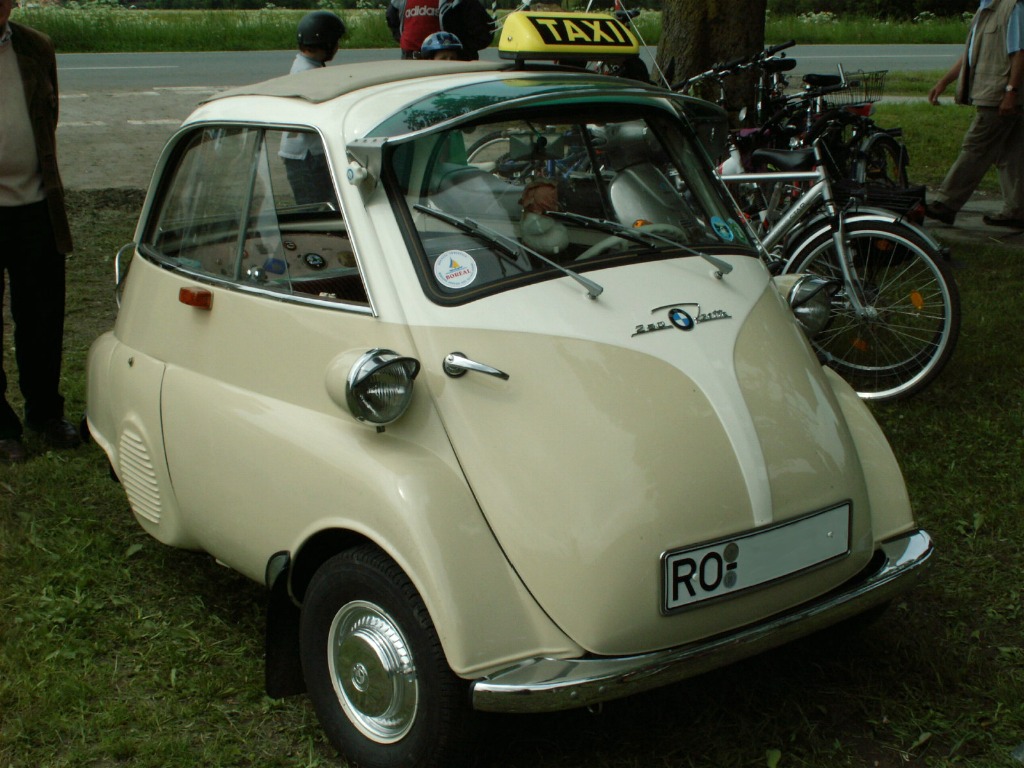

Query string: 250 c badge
632 302 732 337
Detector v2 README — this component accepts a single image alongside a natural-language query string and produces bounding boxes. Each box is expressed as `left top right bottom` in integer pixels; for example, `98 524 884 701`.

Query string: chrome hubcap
327 600 418 743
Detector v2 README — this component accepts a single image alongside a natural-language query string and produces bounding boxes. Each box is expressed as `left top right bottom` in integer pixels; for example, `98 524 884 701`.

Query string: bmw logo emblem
668 307 695 331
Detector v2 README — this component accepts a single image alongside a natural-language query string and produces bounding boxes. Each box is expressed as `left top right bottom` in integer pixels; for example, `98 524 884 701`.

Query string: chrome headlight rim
787 274 838 338
345 348 421 427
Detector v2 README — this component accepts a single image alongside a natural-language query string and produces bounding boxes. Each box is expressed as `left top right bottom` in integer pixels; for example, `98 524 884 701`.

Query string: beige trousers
937 106 1024 218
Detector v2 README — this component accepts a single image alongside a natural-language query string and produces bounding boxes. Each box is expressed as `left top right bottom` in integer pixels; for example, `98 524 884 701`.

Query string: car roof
207 59 520 106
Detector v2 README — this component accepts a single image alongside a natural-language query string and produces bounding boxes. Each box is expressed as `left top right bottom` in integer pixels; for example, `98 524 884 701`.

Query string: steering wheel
576 223 688 261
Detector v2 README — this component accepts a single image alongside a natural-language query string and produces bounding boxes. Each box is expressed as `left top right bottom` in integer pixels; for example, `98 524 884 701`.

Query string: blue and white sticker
434 250 478 289
710 216 735 242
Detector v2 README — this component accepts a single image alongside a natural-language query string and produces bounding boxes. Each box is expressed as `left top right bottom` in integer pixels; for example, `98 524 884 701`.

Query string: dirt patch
59 89 220 192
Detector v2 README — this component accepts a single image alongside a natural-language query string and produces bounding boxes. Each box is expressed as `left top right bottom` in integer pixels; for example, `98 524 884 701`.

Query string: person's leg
284 156 317 205
935 107 1012 211
6 201 68 431
0 265 23 441
307 153 337 205
993 110 1024 219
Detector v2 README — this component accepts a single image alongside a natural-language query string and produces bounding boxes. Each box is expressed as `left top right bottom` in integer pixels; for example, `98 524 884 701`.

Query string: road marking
63 65 178 71
158 86 224 94
127 119 181 126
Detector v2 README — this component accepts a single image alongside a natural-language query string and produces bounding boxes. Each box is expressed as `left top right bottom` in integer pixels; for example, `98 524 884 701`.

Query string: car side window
142 125 368 307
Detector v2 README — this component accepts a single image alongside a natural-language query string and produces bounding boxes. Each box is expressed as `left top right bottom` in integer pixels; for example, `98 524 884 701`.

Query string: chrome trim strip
471 530 932 714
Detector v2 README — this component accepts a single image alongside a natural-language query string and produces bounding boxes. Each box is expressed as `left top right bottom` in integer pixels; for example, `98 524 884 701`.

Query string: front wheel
786 220 960 401
300 546 473 768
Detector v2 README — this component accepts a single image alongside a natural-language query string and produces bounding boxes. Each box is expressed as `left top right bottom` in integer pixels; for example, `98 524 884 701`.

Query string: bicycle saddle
762 57 797 73
750 147 815 173
802 73 844 88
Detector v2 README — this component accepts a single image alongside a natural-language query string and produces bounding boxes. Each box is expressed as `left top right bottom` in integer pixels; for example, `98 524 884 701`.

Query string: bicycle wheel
857 131 909 188
804 109 860 180
786 220 960 401
466 130 522 181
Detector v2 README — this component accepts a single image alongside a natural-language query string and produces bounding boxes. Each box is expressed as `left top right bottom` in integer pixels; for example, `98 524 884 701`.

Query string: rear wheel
856 132 909 188
787 220 960 401
300 545 473 768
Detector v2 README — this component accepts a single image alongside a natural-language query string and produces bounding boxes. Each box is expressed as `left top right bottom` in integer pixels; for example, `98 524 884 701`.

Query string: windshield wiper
547 211 734 276
414 204 604 299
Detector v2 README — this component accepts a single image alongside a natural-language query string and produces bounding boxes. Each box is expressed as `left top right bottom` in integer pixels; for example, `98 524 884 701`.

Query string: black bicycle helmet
420 31 463 56
297 11 346 49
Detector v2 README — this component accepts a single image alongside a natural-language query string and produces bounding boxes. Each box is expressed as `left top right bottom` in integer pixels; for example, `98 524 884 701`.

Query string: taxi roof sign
498 11 640 63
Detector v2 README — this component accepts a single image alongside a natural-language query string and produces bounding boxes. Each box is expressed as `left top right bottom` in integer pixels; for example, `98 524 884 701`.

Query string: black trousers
283 154 336 207
0 200 67 439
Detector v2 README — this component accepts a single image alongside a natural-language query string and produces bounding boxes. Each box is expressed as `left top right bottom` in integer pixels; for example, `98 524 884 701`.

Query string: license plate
662 503 851 613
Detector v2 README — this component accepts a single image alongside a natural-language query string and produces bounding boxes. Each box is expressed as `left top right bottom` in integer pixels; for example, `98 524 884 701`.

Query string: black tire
299 545 474 768
856 131 909 188
466 130 528 183
787 220 960 401
466 130 509 165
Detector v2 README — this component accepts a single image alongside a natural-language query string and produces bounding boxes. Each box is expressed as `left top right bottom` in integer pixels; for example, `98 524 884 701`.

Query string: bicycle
678 46 918 211
723 141 960 402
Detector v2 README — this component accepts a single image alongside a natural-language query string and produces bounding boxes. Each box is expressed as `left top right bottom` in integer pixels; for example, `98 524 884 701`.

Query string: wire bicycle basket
823 70 887 108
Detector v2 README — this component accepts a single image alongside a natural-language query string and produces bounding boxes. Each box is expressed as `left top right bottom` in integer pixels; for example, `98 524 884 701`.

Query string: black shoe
982 214 1024 229
30 419 82 450
0 438 28 465
925 201 956 225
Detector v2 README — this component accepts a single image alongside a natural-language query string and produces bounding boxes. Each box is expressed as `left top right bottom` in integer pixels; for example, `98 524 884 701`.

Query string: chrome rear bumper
471 529 932 714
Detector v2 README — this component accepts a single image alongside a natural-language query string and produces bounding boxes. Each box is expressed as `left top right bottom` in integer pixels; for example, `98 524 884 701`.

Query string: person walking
386 0 494 61
279 11 346 205
0 0 80 464
926 0 1024 229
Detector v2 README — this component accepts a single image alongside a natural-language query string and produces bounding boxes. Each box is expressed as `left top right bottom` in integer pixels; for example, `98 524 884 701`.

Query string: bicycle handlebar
672 39 799 92
764 39 796 57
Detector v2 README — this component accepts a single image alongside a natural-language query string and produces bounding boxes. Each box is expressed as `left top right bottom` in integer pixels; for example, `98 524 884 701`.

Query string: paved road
56 44 961 92
57 45 960 191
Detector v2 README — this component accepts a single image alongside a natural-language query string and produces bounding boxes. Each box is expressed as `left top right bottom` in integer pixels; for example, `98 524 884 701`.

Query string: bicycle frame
722 150 876 320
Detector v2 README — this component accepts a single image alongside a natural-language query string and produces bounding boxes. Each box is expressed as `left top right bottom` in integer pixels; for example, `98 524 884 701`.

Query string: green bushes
768 0 976 20
15 6 394 51
13 2 977 52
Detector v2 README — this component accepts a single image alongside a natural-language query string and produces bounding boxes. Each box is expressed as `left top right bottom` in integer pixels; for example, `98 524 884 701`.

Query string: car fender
86 332 198 550
261 421 582 681
822 367 915 540
782 209 945 272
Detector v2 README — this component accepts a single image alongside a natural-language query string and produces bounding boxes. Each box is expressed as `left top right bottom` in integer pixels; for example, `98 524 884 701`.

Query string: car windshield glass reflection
384 104 756 304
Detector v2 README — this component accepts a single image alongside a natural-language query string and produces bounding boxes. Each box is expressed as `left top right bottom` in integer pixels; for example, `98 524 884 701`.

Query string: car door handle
443 352 509 381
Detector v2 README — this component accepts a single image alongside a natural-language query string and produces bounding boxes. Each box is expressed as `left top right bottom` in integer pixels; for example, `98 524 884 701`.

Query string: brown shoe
0 438 28 465
29 419 82 450
925 201 956 225
982 214 1024 229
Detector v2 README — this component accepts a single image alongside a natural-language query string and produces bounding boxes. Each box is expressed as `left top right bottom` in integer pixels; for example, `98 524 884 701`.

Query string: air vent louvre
118 430 162 525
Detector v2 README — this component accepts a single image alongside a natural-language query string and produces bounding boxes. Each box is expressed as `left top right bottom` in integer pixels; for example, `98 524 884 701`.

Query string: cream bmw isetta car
86 14 932 768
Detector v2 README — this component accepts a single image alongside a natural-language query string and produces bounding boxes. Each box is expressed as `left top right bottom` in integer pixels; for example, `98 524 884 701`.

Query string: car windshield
383 102 756 304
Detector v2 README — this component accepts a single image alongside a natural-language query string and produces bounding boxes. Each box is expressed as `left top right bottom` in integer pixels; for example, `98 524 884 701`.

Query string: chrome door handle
443 352 509 381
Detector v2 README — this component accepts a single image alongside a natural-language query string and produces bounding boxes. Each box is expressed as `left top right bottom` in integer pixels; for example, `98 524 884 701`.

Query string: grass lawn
1 97 1022 767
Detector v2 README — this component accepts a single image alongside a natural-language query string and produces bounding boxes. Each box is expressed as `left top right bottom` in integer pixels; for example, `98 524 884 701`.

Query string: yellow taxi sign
498 11 640 62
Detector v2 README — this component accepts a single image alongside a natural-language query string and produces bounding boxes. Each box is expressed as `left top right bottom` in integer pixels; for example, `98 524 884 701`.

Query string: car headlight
783 274 837 338
346 349 421 429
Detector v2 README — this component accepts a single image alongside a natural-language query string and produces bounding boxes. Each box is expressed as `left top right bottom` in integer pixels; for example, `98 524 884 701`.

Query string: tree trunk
656 0 768 121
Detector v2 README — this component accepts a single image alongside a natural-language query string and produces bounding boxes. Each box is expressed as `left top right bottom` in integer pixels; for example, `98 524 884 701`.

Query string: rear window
141 125 369 309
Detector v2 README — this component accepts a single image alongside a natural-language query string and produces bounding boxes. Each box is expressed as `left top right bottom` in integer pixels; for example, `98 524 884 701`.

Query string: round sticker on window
727 219 748 244
710 216 735 242
434 250 478 289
